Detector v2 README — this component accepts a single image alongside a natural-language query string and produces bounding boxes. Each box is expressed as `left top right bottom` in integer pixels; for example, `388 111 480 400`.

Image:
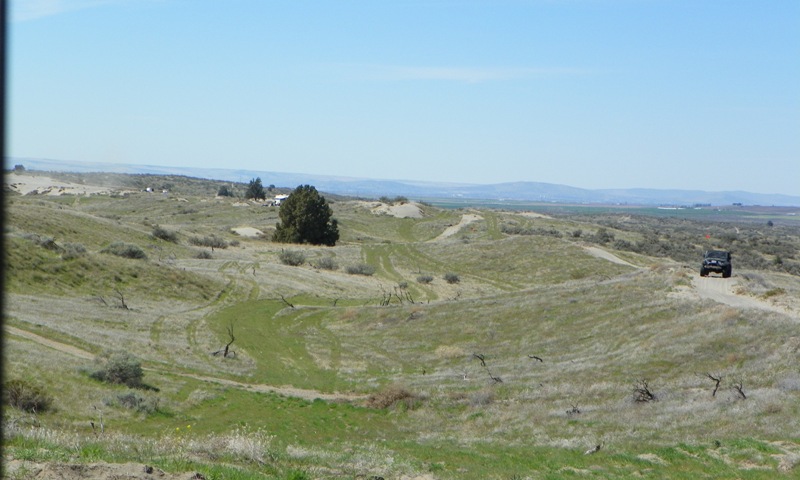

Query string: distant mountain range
8 157 800 207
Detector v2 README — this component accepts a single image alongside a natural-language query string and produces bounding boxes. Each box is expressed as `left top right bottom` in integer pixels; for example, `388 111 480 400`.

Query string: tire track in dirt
5 325 365 403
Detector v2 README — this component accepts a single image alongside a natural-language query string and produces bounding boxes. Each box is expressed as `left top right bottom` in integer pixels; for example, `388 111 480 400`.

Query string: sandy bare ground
517 211 552 219
230 226 264 237
5 172 120 196
370 202 424 218
4 326 365 403
3 460 437 480
432 213 483 241
3 460 198 480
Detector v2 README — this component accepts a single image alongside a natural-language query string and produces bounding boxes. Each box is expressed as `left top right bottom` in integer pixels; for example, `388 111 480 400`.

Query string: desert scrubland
4 171 800 479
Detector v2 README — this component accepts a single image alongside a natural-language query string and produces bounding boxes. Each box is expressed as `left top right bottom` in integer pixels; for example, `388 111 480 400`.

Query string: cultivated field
4 171 800 479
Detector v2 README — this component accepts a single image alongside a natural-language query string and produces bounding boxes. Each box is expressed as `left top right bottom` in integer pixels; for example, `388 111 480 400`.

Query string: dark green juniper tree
273 185 339 246
245 177 266 200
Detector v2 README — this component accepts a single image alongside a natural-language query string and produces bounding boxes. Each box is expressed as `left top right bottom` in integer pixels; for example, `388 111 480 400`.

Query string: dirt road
432 213 483 241
583 246 638 267
692 275 796 318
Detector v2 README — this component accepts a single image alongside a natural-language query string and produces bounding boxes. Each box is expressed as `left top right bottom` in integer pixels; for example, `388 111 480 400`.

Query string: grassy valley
4 171 800 479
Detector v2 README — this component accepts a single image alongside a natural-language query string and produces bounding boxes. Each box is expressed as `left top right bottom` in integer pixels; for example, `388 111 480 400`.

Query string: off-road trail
432 213 483 241
583 246 638 267
583 247 797 319
692 276 796 317
4 326 365 403
6 326 95 360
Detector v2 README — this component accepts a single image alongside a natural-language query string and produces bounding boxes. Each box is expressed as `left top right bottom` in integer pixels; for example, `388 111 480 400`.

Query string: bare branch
528 355 544 362
732 379 746 400
633 379 657 402
279 294 295 309
566 403 581 416
472 353 486 367
705 372 722 397
212 322 236 358
113 288 129 310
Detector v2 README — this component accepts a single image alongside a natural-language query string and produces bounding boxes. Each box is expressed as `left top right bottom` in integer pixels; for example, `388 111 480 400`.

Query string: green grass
5 235 222 300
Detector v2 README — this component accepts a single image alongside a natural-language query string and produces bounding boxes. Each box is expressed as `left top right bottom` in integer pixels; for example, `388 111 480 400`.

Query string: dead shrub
633 379 657 403
366 385 419 410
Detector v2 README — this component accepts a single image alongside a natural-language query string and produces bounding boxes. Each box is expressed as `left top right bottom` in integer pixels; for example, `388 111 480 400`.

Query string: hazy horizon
9 156 800 208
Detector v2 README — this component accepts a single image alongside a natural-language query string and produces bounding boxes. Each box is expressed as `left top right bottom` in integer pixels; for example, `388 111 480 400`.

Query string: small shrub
3 379 53 413
763 288 785 298
279 250 306 266
152 226 179 243
284 470 312 480
315 257 338 270
443 272 460 284
23 234 63 252
61 242 87 260
101 241 147 259
87 350 144 388
416 275 434 284
189 235 228 250
195 250 213 259
346 263 375 276
590 227 615 245
106 391 160 413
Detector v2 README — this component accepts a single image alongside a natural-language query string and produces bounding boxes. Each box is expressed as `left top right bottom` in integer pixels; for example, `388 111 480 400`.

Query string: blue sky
8 0 800 195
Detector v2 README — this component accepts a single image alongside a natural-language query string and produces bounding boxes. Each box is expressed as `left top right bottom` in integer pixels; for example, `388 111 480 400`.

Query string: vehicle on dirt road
701 250 732 278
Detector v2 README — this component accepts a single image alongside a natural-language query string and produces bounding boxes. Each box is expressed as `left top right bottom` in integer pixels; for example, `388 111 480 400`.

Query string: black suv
701 250 732 278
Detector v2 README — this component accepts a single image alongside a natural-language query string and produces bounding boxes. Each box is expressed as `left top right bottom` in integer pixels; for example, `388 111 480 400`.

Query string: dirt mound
4 460 201 480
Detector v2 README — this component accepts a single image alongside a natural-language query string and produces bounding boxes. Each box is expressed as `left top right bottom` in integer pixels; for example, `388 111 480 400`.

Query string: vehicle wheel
723 267 731 278
700 268 708 277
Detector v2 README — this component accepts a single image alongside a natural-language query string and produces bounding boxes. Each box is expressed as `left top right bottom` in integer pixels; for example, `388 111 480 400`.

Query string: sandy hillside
5 172 123 196
369 201 424 218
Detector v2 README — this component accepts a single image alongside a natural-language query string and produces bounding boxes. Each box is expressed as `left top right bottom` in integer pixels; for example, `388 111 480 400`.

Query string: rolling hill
4 170 800 479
